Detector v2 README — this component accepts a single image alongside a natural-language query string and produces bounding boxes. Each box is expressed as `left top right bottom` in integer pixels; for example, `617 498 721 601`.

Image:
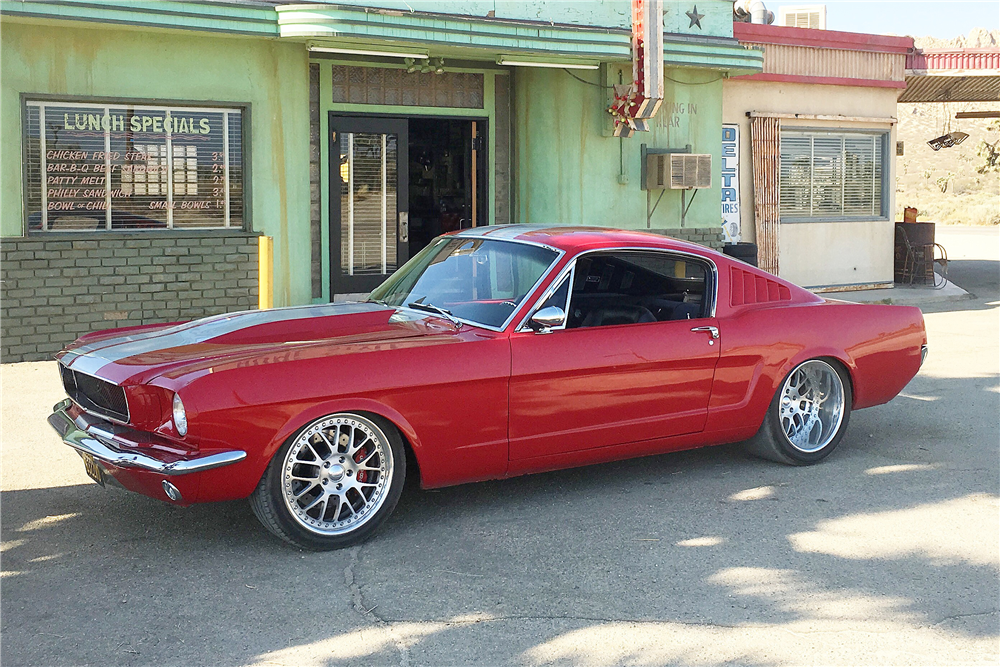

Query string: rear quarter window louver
730 267 792 307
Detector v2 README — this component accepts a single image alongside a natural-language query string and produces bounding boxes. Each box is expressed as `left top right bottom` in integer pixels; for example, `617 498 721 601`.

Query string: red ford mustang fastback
49 226 927 549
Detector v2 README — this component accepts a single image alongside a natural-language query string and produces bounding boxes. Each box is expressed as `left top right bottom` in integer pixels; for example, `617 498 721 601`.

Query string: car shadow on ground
2 371 997 667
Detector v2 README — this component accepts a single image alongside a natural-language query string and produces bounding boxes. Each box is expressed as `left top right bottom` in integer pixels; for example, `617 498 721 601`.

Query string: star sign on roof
686 5 704 29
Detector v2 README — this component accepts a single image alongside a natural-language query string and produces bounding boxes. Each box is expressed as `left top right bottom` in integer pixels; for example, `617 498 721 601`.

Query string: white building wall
722 79 899 288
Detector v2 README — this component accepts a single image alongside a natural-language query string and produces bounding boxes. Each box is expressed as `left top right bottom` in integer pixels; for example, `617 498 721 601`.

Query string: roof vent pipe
733 0 775 24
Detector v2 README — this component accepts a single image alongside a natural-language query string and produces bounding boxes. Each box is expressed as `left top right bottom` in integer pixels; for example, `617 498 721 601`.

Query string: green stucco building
1 0 761 361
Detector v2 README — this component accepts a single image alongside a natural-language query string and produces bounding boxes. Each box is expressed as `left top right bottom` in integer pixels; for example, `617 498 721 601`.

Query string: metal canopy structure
899 48 1000 103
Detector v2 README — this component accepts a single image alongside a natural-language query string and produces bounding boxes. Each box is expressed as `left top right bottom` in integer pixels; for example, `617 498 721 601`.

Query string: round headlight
172 392 188 437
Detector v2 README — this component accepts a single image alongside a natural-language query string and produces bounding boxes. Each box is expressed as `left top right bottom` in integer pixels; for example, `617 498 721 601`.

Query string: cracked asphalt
2 226 998 666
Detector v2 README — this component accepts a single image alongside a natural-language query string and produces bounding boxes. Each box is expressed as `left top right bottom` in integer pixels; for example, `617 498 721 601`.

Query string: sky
768 1 999 39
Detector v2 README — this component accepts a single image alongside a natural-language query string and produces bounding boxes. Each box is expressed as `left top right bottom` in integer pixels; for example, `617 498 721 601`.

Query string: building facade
723 22 912 289
1 0 762 361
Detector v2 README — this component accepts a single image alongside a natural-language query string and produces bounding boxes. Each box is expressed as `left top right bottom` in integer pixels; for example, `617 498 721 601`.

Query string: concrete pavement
824 278 971 306
820 224 996 307
1 225 997 667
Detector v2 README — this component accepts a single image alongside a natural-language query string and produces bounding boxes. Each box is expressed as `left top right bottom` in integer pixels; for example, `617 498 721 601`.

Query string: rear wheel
745 359 852 465
250 412 405 550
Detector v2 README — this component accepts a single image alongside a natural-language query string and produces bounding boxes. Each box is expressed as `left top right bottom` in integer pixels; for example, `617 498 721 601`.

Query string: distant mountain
912 28 999 50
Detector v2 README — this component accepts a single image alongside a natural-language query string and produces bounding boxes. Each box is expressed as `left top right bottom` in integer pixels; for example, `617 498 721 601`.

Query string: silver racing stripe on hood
61 302 386 377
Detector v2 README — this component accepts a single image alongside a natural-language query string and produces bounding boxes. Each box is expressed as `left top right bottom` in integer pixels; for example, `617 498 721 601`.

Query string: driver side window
566 251 711 329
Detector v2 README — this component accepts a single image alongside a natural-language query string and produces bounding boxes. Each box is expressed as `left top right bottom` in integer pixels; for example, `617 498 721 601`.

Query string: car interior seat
580 305 657 328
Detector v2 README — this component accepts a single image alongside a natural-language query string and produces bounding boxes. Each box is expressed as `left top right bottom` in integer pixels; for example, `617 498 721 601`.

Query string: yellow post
258 235 273 310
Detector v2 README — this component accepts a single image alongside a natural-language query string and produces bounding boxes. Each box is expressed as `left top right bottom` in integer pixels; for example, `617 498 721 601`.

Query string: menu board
23 101 243 231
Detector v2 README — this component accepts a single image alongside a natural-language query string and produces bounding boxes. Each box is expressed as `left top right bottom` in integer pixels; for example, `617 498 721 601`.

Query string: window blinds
779 131 884 220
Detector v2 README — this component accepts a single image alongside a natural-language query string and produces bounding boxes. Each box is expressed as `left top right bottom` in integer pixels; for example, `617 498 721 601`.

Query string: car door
508 249 722 461
329 115 409 297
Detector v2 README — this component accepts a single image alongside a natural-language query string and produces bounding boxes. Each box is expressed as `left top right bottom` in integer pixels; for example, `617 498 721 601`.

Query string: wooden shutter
751 116 780 275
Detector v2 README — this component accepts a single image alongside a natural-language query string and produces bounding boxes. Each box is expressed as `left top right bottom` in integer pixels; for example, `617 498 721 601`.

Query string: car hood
57 302 459 385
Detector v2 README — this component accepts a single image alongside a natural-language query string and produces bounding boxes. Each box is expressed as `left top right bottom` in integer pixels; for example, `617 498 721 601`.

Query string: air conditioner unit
644 153 711 190
645 153 712 190
778 5 826 29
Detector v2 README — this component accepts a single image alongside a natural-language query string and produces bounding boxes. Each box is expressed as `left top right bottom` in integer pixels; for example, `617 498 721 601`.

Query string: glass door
329 115 408 296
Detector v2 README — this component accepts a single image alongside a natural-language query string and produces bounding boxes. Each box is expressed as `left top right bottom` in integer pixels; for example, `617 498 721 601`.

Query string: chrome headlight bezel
172 392 188 437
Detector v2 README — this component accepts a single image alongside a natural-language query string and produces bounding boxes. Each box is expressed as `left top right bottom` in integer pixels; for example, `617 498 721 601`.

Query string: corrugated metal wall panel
908 50 1000 71
745 42 906 82
898 74 1000 102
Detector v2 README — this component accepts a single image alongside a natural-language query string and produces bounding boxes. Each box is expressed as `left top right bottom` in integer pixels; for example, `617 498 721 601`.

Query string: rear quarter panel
708 299 926 437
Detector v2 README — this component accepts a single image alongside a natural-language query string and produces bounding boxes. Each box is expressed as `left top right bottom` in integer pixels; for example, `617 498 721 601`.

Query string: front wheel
745 359 852 465
250 412 405 550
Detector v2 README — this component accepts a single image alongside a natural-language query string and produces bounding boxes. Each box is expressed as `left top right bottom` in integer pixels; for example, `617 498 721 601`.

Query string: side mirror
529 306 566 333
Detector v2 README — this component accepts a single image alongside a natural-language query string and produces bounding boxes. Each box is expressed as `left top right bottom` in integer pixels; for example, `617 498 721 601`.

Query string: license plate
81 453 105 487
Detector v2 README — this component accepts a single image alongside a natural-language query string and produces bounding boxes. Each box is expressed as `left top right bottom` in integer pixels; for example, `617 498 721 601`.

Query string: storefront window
779 130 886 221
23 100 244 232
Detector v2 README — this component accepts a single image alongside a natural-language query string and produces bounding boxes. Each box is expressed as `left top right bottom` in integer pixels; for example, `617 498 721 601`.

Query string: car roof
452 224 722 258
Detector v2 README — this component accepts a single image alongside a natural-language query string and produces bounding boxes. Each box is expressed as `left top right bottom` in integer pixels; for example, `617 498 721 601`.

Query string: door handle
691 326 719 339
398 212 409 243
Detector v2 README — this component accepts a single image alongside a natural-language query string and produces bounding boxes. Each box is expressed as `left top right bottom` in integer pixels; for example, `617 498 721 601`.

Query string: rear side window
567 251 712 328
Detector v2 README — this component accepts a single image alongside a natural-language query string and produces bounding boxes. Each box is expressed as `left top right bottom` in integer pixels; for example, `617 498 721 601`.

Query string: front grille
59 363 129 423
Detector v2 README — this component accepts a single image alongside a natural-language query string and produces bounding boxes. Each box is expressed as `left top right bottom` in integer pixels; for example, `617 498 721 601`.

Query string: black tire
745 359 852 465
250 412 405 550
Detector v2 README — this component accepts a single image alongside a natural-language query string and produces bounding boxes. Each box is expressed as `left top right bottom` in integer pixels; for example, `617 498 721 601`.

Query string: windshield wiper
406 301 463 329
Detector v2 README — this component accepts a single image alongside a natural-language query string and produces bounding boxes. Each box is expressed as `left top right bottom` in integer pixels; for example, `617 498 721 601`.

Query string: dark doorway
407 117 488 254
328 114 487 297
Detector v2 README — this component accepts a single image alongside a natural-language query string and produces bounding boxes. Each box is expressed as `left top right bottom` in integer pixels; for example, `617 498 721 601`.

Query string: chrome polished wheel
778 360 846 453
280 414 394 536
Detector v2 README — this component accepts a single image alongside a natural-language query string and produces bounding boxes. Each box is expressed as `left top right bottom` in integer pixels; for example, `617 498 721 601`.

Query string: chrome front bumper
47 398 246 476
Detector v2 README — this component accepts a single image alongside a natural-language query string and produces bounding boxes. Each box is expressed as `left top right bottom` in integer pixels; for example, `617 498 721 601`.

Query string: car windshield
370 237 559 329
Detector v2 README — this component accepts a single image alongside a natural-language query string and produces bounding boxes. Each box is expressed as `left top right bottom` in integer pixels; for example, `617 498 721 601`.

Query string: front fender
260 398 428 484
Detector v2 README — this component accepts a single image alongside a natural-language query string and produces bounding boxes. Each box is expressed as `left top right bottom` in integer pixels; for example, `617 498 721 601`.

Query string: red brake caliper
354 447 367 483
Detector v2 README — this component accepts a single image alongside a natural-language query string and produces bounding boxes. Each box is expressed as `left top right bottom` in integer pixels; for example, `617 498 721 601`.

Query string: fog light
172 392 188 437
162 480 183 502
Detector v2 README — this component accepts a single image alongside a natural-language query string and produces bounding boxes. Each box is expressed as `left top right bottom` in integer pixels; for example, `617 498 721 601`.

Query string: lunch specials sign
23 100 243 232
721 123 741 243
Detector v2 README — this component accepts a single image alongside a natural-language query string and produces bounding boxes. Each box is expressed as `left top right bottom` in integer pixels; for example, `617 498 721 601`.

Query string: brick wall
648 227 726 251
1 233 259 363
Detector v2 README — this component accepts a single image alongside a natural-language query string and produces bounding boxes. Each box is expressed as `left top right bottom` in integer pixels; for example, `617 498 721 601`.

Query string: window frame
19 93 252 236
517 246 719 332
371 234 565 333
526 267 576 332
778 126 890 224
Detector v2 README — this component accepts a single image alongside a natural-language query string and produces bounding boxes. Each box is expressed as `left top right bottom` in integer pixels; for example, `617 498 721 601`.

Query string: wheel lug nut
336 483 342 490
339 457 345 463
346 470 353 476
324 462 331 468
